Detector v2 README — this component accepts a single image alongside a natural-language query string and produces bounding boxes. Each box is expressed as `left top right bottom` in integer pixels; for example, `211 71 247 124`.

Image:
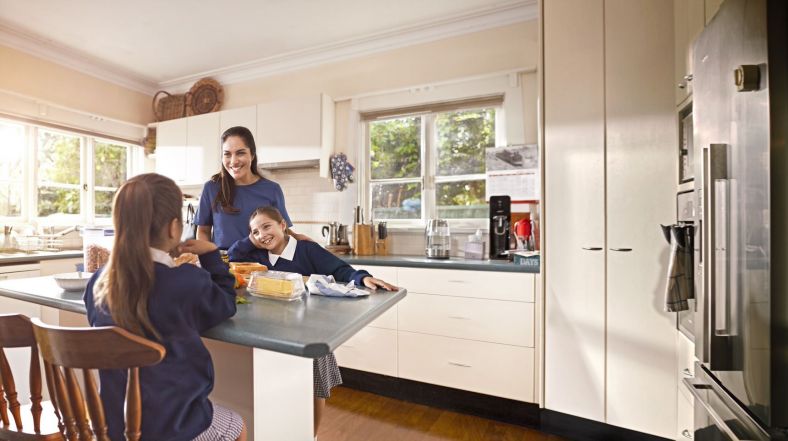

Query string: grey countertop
341 255 539 273
0 276 406 358
0 250 82 265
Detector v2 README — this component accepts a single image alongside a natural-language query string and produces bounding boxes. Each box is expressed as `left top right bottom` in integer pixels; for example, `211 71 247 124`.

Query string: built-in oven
684 363 769 441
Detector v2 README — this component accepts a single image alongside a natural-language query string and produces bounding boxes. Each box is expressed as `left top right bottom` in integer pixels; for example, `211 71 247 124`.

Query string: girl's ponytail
94 173 182 340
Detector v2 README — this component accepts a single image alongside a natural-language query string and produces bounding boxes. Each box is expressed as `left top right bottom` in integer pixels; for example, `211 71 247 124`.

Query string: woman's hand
287 229 314 242
362 277 397 291
179 239 218 256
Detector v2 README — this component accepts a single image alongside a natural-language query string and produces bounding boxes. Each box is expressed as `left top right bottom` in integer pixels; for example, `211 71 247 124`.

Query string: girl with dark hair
84 173 247 441
195 126 309 249
227 206 395 438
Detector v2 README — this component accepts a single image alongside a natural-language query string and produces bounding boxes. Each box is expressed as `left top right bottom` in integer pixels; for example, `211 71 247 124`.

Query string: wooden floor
319 387 566 441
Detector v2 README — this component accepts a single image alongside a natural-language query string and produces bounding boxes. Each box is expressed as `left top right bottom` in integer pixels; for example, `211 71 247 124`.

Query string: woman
195 126 309 249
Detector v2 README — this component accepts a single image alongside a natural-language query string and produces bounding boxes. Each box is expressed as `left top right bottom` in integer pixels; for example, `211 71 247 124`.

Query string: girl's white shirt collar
269 238 297 265
150 248 175 268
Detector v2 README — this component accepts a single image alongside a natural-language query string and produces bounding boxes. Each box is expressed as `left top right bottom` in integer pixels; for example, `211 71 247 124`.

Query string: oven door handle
682 378 745 441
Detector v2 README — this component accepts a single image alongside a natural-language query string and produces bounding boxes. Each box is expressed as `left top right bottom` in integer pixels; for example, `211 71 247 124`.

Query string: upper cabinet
155 112 220 187
256 94 334 177
674 0 704 106
220 105 257 135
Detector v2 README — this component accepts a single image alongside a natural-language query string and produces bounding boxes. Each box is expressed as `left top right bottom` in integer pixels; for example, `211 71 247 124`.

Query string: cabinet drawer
398 294 533 347
368 305 397 330
353 265 398 329
335 327 397 377
678 331 695 378
398 331 534 402
677 382 694 440
397 268 534 302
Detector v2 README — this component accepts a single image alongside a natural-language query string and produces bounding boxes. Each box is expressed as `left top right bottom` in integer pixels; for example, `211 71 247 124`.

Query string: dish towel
306 275 369 297
662 224 695 312
330 153 355 191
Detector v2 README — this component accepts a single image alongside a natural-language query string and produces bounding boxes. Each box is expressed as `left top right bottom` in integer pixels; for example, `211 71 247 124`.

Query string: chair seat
0 400 64 441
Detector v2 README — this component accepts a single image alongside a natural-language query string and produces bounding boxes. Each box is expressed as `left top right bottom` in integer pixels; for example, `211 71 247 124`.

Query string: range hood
258 159 319 171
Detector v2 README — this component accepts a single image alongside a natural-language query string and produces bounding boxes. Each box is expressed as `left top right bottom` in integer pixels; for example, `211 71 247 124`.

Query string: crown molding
0 0 537 96
0 19 159 95
160 0 538 92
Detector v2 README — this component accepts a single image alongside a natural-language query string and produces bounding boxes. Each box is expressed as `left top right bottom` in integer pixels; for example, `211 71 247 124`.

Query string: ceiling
0 0 537 94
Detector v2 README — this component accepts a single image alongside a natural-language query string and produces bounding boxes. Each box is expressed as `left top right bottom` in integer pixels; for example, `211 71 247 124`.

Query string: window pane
0 122 25 181
436 108 495 176
436 180 488 219
371 182 421 220
95 190 116 217
38 130 80 185
0 183 22 217
369 117 421 180
94 142 127 187
38 187 80 217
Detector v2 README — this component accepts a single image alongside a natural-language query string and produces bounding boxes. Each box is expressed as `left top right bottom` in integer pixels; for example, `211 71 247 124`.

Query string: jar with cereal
81 227 114 273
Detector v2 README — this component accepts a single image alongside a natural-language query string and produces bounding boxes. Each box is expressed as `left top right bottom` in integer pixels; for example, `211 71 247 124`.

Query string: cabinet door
187 112 221 185
155 118 188 183
674 0 704 105
544 0 606 423
705 0 723 24
220 106 257 135
256 95 323 164
605 1 677 437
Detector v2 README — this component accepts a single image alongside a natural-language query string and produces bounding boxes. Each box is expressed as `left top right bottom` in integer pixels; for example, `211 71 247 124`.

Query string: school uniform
84 249 239 441
228 237 372 397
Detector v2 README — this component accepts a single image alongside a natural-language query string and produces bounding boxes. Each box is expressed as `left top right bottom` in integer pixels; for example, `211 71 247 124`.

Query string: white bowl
53 272 92 291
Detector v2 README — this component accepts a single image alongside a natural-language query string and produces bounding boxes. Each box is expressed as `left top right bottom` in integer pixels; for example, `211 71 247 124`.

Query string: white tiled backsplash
268 168 477 257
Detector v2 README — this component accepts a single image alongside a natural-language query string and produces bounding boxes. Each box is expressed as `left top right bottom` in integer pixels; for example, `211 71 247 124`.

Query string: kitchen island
0 276 406 441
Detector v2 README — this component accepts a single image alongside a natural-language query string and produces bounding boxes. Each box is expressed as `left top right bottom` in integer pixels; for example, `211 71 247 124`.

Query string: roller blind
359 94 504 121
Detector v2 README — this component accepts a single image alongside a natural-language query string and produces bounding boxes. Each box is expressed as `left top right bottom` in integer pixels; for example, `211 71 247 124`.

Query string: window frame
363 105 502 230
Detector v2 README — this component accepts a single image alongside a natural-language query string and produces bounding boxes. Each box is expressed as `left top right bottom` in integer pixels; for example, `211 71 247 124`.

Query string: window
0 117 137 224
367 106 497 224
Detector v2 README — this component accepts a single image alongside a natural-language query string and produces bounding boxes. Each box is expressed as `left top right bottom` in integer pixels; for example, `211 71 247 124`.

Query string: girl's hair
93 173 182 340
249 206 285 224
212 126 261 213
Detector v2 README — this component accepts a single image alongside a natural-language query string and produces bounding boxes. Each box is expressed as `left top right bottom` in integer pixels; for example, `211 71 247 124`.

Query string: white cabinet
155 118 189 184
674 0 704 105
256 94 334 177
544 0 676 437
220 106 257 135
39 258 83 276
334 327 397 377
187 112 221 185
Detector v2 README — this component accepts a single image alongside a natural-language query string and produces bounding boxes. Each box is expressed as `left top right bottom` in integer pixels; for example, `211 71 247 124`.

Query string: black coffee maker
489 195 511 259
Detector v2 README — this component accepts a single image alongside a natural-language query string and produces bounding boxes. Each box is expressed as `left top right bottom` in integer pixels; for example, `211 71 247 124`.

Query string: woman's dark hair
249 206 285 224
211 126 261 213
94 173 182 340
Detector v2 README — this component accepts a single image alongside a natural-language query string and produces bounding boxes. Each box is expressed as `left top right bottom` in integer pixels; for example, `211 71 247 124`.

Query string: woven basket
153 91 188 121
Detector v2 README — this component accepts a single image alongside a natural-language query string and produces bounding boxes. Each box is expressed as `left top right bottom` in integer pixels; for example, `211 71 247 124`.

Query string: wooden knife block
353 224 375 256
375 237 390 256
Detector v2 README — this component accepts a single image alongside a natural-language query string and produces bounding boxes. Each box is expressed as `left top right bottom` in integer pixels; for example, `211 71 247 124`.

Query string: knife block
375 237 390 256
353 224 375 256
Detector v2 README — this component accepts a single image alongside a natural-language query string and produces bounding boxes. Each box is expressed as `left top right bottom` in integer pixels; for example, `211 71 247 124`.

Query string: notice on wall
485 144 539 201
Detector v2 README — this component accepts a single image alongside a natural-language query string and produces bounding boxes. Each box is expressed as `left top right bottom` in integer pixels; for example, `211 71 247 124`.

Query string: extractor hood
257 159 319 171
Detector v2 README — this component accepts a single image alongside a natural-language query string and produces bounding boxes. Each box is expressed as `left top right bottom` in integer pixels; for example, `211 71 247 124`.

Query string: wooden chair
0 314 63 441
31 319 165 441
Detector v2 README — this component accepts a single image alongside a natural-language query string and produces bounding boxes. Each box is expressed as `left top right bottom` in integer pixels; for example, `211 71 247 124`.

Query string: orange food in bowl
229 262 268 277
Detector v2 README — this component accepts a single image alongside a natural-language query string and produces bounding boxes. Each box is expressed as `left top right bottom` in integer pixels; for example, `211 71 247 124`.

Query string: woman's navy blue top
83 250 236 441
195 178 293 249
227 237 372 286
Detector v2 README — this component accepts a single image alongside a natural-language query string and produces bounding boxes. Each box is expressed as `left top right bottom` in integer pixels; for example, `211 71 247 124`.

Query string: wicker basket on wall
152 91 188 121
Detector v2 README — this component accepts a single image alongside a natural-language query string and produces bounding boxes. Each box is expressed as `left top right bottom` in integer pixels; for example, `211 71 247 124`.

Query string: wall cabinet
674 0 705 105
155 113 220 186
544 0 676 438
334 266 537 403
256 94 334 177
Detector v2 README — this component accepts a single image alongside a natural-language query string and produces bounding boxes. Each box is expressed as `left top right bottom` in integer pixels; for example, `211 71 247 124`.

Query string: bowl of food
53 272 92 292
228 262 268 288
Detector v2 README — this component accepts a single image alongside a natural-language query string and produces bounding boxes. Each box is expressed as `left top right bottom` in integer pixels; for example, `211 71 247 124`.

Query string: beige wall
0 44 153 125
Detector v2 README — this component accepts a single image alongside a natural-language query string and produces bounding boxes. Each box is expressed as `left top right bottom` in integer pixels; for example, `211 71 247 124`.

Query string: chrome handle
683 378 744 441
448 361 472 368
684 74 694 81
447 315 470 320
682 368 692 377
342 345 355 349
678 82 687 89
581 247 603 251
610 248 632 252
447 280 467 284
681 429 692 439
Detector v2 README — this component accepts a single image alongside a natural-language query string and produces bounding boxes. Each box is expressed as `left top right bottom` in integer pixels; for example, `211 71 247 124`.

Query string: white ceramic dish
53 272 92 291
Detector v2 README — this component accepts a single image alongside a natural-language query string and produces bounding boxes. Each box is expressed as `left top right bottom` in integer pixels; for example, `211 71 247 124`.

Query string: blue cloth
195 178 293 249
228 238 372 286
83 250 236 441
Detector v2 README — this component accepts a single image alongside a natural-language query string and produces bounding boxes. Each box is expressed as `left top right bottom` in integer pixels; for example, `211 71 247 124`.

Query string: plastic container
247 270 306 301
81 227 114 273
464 229 485 260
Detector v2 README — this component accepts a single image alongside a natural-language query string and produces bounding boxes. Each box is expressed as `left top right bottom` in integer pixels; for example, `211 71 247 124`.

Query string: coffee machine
489 195 511 259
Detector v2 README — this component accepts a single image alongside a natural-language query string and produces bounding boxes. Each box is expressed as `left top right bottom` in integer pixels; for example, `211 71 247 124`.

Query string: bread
174 252 199 267
229 262 268 277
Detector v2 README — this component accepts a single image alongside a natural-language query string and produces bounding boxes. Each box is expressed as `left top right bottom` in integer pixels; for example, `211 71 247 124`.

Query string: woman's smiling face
222 135 254 183
250 212 287 251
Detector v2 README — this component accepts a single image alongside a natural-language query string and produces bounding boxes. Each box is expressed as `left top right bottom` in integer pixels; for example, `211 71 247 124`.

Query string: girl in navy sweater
84 173 247 441
228 206 395 437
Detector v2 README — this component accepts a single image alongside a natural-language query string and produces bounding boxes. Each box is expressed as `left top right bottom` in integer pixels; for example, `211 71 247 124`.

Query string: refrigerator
687 0 788 439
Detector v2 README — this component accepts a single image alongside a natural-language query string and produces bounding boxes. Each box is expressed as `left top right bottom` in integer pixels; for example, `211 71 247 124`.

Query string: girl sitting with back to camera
84 173 246 441
227 206 396 437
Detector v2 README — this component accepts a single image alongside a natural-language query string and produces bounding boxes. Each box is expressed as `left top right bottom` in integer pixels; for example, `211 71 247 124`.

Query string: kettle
322 222 350 246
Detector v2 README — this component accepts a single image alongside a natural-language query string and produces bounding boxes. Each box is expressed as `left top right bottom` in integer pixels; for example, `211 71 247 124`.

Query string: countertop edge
341 256 539 273
0 252 83 265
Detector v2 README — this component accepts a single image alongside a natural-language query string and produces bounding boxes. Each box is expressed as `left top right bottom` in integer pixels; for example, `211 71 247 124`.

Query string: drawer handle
342 345 355 349
581 247 603 251
448 361 472 368
610 248 633 252
682 368 692 377
681 429 692 439
448 315 471 320
447 280 468 284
